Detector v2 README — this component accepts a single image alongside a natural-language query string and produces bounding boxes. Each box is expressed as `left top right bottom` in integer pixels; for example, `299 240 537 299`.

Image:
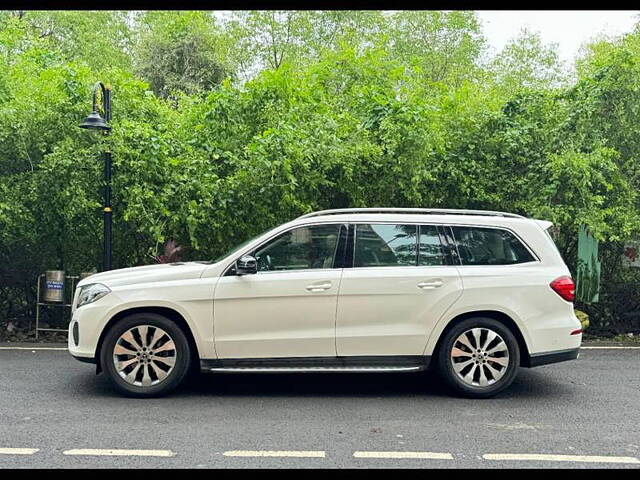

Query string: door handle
417 280 443 289
305 282 332 292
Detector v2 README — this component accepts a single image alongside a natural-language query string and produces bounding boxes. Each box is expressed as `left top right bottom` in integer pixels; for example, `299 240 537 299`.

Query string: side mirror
236 255 257 275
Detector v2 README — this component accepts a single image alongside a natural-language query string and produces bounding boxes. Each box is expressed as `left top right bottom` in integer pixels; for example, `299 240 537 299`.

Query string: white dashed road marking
0 347 67 350
483 453 640 464
580 346 640 350
0 448 39 455
1 446 639 464
354 451 453 460
223 450 326 458
63 449 174 457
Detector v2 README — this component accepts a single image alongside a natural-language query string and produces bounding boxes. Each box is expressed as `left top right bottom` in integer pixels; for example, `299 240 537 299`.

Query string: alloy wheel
112 325 177 387
450 327 510 387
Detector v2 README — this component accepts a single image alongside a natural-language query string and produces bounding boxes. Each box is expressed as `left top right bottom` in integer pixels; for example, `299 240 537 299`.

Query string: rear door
335 223 463 356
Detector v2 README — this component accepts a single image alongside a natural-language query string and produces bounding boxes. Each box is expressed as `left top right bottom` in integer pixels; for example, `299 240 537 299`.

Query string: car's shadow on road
72 366 577 401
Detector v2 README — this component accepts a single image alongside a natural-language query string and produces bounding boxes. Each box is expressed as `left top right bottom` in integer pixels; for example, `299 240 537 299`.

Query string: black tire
100 313 192 398
437 317 520 398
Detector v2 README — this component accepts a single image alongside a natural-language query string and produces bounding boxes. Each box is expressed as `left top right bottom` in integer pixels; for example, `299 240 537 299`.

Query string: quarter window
452 226 535 265
253 224 342 272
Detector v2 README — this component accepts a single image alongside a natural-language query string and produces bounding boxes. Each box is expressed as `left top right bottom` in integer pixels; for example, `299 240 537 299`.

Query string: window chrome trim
347 264 457 272
352 221 357 268
243 267 343 276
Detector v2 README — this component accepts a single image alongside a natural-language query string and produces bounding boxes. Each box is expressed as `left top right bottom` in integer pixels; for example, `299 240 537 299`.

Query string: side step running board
206 365 424 374
200 355 431 373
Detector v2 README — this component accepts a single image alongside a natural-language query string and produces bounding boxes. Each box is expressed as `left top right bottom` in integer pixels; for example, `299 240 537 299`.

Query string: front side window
354 224 418 267
452 226 535 265
253 224 342 272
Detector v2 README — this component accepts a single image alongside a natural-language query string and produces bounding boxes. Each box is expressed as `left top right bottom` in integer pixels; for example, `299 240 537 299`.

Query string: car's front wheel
100 313 191 397
437 317 520 398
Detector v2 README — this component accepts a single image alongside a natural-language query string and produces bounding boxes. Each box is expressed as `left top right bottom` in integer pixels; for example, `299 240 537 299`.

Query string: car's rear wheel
100 313 191 398
437 317 520 398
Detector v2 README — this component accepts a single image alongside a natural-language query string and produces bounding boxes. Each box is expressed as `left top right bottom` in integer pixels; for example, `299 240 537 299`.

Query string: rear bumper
524 347 580 368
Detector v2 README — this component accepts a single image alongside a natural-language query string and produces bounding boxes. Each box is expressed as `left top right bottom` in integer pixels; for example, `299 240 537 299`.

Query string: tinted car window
452 226 535 265
253 224 341 272
354 224 418 267
418 225 446 266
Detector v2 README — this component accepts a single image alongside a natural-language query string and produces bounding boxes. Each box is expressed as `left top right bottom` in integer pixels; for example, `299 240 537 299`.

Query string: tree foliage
388 10 486 86
490 28 568 93
134 11 231 97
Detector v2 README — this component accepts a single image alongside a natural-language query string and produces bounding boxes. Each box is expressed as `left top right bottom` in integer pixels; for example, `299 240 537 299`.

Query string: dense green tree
387 10 487 86
490 29 568 95
0 10 133 70
134 11 231 97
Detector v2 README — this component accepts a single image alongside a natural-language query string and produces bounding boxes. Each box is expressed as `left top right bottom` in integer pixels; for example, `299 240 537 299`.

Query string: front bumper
67 292 122 360
524 347 580 368
69 352 96 364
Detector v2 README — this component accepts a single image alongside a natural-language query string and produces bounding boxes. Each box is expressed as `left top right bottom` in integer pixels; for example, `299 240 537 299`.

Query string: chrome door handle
305 282 332 292
417 280 443 289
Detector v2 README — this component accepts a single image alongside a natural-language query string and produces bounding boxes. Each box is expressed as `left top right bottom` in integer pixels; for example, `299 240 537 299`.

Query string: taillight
550 276 575 302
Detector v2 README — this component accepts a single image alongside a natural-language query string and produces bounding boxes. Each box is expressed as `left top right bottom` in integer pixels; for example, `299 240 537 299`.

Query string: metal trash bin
43 270 65 303
35 272 79 340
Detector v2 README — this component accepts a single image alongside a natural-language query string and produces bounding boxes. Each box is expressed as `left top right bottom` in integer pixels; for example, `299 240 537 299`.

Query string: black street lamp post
79 82 113 271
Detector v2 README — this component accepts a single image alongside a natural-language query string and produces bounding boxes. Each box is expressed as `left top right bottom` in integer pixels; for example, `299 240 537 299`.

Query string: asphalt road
0 345 639 468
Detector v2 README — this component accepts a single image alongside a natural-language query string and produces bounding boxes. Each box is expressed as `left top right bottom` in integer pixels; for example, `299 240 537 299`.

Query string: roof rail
296 208 526 220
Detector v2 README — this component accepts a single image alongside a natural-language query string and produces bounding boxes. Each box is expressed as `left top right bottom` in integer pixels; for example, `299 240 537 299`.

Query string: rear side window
354 224 417 267
452 226 535 266
353 224 448 267
418 225 446 266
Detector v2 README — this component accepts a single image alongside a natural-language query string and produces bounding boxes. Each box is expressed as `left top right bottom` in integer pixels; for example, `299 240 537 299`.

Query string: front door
213 223 346 359
336 223 462 356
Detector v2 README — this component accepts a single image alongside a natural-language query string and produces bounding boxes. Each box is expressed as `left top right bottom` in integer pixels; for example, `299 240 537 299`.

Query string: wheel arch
94 306 200 374
429 310 531 368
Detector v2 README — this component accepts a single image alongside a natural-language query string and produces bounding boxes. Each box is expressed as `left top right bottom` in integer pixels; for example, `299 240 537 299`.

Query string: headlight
77 283 111 308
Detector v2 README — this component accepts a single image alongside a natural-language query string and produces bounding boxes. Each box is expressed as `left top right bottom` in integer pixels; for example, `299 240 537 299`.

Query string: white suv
68 208 581 398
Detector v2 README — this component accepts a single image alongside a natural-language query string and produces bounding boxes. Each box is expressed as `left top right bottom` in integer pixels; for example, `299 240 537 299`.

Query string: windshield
211 228 273 263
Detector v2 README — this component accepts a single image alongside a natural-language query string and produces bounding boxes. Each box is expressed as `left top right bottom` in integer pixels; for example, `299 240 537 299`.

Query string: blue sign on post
43 270 65 303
